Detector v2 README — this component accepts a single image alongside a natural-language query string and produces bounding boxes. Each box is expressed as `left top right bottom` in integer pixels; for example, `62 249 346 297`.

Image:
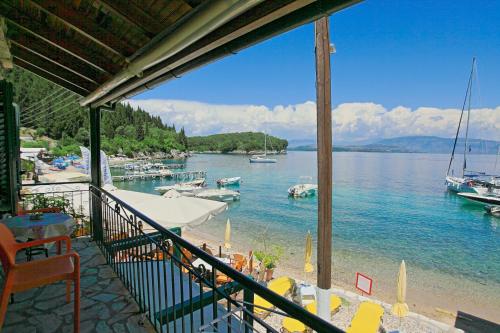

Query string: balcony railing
90 185 343 333
20 181 90 236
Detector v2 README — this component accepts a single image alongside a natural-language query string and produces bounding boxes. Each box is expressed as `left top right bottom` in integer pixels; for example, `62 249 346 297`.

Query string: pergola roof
0 0 359 107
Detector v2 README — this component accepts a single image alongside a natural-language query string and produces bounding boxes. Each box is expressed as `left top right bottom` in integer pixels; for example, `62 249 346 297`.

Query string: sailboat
445 58 488 194
249 132 277 163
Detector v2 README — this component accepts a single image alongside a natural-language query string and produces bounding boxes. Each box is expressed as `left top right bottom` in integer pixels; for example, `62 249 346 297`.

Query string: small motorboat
484 205 500 217
457 192 500 206
288 184 318 198
217 177 241 186
155 178 206 194
158 169 173 176
184 178 206 187
155 184 203 195
195 189 240 202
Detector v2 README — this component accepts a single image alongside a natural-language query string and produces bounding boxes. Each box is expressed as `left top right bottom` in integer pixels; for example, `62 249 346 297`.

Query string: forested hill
188 132 288 153
1 67 187 157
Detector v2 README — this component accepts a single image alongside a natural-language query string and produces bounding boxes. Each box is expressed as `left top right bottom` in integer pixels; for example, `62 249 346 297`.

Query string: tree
75 128 90 147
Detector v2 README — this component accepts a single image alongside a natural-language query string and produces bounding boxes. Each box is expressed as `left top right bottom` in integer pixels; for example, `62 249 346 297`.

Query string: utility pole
315 16 333 321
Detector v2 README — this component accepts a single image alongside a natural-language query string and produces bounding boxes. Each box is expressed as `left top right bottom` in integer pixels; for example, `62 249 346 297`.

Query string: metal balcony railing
20 181 90 236
90 185 344 333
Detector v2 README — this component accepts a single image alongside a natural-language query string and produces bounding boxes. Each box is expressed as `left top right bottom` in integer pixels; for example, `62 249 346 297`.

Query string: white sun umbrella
111 189 227 230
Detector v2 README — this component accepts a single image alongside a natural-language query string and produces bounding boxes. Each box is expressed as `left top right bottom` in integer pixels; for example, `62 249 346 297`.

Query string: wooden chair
0 224 80 332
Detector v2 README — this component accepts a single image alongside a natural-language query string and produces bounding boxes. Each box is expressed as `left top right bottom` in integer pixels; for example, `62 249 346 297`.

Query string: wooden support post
315 16 333 321
90 107 101 187
90 106 102 242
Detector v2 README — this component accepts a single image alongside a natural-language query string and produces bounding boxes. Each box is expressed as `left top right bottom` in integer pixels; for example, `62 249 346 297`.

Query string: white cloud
126 99 500 142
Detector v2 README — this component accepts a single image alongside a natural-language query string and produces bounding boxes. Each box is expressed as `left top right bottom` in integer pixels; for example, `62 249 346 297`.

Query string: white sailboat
249 132 277 163
445 58 487 194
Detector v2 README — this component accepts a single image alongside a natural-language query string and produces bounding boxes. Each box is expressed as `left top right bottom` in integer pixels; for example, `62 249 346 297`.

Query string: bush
21 140 49 149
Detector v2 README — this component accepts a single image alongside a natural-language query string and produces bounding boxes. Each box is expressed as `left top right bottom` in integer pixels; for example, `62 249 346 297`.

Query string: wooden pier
113 171 206 182
110 163 186 169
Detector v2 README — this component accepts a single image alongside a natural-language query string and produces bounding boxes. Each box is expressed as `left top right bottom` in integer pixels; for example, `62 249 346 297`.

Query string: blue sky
131 0 500 141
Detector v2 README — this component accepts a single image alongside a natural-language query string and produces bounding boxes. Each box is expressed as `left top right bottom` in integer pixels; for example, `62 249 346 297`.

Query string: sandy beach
182 226 499 331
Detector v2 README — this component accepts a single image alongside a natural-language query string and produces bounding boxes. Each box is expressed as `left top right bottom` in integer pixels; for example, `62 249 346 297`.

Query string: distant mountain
287 139 316 148
289 136 500 154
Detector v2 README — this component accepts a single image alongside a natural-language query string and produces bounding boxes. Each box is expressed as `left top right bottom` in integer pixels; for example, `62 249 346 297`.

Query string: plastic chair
0 224 80 332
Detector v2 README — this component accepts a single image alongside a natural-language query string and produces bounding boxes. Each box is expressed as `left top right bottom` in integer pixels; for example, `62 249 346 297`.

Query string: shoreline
182 226 500 327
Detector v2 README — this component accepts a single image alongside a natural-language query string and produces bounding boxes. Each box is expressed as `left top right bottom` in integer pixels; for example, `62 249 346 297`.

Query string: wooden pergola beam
28 0 136 58
13 57 88 96
7 31 109 84
12 45 97 93
96 0 162 37
10 42 99 86
0 2 122 75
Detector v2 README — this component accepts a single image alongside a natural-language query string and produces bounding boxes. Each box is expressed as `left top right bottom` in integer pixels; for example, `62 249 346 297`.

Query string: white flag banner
100 150 113 185
79 146 90 175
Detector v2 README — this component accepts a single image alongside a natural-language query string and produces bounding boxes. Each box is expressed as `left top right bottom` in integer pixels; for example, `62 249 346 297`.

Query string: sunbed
282 295 342 333
346 301 384 333
254 276 295 317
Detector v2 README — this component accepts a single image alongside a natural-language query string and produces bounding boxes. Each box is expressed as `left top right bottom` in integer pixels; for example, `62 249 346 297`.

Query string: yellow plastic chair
282 295 342 333
346 301 384 333
254 276 295 317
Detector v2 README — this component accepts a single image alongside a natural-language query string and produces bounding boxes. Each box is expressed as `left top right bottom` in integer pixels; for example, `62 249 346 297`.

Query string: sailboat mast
446 58 475 176
463 57 475 177
264 132 267 155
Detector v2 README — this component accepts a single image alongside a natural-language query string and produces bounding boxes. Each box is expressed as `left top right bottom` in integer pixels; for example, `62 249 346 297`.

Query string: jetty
113 170 206 182
110 163 186 169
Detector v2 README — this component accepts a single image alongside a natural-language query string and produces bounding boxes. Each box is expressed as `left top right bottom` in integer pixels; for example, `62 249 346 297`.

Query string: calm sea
114 151 500 315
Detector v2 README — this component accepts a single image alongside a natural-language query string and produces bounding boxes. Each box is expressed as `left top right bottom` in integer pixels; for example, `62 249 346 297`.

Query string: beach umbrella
304 231 313 273
391 260 409 317
224 218 231 250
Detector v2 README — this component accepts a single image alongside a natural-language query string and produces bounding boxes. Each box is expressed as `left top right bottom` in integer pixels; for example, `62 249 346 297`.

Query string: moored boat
444 58 490 194
249 156 277 163
249 132 277 163
217 176 241 186
195 188 240 202
445 175 488 194
155 178 206 194
288 184 318 197
457 192 500 206
484 205 500 217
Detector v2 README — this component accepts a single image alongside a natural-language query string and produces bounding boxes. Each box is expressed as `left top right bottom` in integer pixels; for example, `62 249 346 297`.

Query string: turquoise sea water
114 151 500 316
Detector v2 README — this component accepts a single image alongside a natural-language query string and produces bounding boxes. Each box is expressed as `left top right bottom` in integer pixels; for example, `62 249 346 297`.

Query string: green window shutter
0 80 19 215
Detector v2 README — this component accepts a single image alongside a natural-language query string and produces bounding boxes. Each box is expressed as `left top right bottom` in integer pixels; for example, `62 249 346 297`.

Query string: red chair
0 224 80 332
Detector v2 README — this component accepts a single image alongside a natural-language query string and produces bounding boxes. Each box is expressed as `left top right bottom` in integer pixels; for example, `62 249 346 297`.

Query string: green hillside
1 67 186 157
188 132 288 153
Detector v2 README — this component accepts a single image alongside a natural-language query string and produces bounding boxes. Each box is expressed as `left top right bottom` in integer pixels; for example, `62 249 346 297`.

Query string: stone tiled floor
3 237 155 333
